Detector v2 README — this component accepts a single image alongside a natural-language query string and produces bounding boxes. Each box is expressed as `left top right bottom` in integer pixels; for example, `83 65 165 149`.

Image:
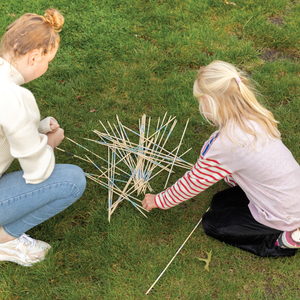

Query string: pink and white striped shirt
155 131 233 209
155 122 300 231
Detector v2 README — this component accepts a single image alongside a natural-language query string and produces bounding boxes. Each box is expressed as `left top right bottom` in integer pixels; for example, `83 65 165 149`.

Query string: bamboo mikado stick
143 116 175 182
104 140 191 201
112 123 137 175
116 126 187 165
110 155 176 209
109 144 185 213
56 145 126 178
55 147 92 164
81 136 139 180
106 120 135 171
108 147 111 222
164 118 189 189
107 120 138 172
86 136 137 175
85 171 148 217
111 146 117 220
86 174 142 204
141 126 192 186
109 171 158 213
135 114 146 189
88 129 190 169
120 115 177 143
86 136 189 173
85 174 148 218
66 137 127 178
145 207 210 295
66 115 192 220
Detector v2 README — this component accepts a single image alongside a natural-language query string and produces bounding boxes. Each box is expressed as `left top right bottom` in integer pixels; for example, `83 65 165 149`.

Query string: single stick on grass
145 207 210 295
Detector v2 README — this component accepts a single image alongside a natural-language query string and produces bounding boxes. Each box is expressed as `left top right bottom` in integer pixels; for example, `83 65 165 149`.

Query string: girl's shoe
276 228 300 249
0 233 51 266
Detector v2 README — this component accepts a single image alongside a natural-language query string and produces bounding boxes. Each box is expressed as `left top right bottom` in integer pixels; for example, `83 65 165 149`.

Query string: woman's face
29 44 58 81
2 43 59 83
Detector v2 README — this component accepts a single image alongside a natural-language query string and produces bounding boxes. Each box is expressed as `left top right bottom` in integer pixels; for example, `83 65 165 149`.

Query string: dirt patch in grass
258 48 297 62
268 15 284 27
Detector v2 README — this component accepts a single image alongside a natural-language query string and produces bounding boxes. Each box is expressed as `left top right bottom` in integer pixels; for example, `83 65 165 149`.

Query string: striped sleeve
154 156 232 210
223 175 238 187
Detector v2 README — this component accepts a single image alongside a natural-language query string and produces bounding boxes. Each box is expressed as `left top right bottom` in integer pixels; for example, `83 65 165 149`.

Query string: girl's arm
223 175 238 187
143 156 232 210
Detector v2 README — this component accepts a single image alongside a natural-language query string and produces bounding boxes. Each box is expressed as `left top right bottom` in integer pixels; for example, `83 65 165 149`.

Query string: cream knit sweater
0 58 55 184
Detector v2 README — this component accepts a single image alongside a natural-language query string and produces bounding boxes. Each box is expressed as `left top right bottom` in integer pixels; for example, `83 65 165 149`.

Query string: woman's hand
50 118 60 132
47 128 64 149
142 194 158 211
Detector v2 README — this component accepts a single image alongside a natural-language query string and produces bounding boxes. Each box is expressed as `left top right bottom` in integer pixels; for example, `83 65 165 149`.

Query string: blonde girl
142 60 300 257
0 9 86 266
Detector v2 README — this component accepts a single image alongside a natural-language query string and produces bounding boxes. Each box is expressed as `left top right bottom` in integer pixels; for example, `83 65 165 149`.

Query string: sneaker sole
280 232 300 249
0 255 45 267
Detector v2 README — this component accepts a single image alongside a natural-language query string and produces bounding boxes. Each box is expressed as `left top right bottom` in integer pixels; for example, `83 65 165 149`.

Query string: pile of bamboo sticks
57 113 193 221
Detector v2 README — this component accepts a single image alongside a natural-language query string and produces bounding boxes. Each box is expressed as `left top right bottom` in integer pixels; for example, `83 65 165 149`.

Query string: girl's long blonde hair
193 60 280 143
0 8 64 58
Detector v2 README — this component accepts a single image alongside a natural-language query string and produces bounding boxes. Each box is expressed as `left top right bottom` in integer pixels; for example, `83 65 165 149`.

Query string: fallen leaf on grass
90 109 97 113
197 250 212 272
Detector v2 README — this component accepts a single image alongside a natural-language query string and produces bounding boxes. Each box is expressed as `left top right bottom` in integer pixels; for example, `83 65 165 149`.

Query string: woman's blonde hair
193 60 280 143
0 8 64 57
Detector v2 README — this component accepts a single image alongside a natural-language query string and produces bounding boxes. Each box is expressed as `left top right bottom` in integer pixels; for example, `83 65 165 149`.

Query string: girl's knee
210 191 224 210
202 212 216 236
203 211 227 240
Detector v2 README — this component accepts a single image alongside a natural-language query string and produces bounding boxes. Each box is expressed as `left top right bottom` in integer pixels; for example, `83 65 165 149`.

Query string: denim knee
56 164 86 198
66 164 86 197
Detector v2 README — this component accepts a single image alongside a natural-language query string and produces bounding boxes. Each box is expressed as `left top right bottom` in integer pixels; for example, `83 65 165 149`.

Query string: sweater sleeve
155 157 232 209
0 86 55 184
38 117 58 134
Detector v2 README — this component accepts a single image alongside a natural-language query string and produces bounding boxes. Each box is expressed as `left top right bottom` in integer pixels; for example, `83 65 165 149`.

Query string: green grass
1 0 300 299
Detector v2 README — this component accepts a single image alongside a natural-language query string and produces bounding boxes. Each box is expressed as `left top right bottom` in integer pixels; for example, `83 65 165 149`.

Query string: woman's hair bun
43 8 64 32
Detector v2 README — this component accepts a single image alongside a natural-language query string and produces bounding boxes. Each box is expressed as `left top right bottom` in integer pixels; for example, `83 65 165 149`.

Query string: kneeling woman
0 9 86 266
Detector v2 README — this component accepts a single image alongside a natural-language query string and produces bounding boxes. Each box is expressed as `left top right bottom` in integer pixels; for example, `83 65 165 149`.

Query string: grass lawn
1 0 300 299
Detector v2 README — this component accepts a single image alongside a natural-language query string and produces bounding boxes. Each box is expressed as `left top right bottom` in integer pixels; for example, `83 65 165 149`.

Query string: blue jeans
0 164 86 238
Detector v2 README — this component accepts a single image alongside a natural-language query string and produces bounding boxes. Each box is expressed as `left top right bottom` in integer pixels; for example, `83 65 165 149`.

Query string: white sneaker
277 228 300 249
0 233 51 266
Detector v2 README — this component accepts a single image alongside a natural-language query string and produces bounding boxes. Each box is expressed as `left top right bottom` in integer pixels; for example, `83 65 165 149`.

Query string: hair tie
235 77 242 84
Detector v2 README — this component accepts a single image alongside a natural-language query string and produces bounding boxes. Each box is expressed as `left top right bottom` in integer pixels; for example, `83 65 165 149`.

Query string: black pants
202 186 297 257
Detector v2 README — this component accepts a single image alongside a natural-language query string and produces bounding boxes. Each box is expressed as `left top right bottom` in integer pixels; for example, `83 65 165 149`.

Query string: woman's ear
27 50 41 66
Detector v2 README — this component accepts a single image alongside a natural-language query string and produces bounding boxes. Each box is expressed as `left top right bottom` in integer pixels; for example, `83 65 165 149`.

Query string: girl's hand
142 194 158 211
47 128 64 149
50 118 60 132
